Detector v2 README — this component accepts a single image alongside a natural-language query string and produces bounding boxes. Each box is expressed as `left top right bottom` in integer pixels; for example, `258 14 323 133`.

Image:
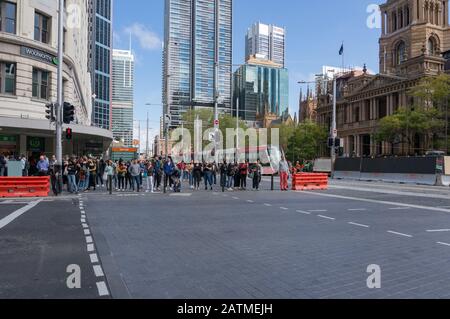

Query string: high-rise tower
163 0 233 128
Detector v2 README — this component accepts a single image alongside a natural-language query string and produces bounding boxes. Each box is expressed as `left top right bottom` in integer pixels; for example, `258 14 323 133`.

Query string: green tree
286 121 328 162
375 107 444 155
409 74 450 153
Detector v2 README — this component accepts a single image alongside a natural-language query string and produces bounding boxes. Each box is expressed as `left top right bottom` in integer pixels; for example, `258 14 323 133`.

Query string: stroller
172 168 182 193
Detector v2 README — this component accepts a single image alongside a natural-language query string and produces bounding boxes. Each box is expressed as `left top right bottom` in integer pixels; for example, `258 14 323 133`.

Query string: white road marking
82 223 89 229
87 243 95 252
308 209 328 212
247 200 254 203
84 229 91 235
318 215 336 221
348 208 367 212
169 193 192 197
90 253 99 263
387 231 413 238
389 207 412 211
80 210 86 214
86 236 93 244
96 281 109 297
280 207 289 210
0 200 43 230
81 219 86 223
328 185 450 200
426 229 450 233
264 203 272 207
437 242 450 247
302 192 450 214
296 210 311 215
93 265 104 277
349 222 370 228
437 206 450 209
232 197 239 200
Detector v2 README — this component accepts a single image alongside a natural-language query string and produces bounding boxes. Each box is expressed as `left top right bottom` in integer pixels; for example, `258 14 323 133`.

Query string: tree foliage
281 121 328 162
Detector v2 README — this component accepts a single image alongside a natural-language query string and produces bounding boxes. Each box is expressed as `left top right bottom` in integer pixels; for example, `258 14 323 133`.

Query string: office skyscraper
112 49 134 147
89 0 113 130
246 22 285 67
163 0 233 128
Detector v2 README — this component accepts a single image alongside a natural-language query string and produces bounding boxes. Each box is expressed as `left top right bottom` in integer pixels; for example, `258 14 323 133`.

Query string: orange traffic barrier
0 177 50 198
292 173 328 191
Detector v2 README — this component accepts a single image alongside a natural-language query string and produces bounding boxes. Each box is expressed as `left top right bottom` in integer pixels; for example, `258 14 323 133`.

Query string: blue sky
113 0 385 145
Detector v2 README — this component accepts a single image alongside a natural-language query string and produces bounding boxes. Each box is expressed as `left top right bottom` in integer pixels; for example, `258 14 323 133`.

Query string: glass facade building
163 0 232 128
89 0 113 130
245 23 285 67
233 62 289 122
112 49 134 147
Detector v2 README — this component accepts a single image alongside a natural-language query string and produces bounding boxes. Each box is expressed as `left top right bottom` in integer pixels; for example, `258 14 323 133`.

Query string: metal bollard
271 174 274 191
108 175 112 195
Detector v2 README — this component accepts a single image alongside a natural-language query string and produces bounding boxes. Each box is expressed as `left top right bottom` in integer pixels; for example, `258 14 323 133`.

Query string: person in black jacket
0 153 6 177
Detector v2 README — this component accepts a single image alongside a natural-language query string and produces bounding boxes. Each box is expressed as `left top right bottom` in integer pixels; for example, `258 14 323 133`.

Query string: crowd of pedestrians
1 151 311 196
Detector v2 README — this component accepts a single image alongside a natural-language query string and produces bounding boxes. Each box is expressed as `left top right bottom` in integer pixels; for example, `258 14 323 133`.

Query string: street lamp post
298 70 338 178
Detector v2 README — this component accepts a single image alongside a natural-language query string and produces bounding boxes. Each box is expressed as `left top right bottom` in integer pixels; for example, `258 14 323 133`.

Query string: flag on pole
339 44 344 56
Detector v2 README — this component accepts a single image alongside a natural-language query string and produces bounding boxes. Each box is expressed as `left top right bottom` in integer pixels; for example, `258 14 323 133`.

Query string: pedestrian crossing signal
66 128 73 140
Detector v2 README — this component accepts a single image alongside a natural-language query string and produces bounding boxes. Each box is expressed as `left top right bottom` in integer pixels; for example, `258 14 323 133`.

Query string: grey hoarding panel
362 157 437 174
335 158 361 172
359 173 437 185
334 171 361 180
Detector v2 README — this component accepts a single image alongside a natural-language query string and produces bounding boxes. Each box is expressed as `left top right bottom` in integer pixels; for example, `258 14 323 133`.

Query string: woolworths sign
20 46 59 66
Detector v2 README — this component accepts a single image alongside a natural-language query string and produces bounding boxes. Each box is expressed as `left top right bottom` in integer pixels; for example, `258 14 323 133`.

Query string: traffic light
65 128 73 140
334 138 342 148
45 102 56 122
328 138 334 148
63 102 75 124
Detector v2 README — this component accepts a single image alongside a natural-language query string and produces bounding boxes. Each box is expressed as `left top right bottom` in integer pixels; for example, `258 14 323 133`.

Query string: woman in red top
239 161 249 190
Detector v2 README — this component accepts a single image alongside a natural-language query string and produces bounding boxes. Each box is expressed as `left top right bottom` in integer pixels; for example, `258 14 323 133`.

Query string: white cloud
124 23 162 51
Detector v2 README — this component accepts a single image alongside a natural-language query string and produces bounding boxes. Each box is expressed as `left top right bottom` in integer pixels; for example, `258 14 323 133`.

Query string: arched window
427 38 435 55
427 36 439 55
396 41 406 65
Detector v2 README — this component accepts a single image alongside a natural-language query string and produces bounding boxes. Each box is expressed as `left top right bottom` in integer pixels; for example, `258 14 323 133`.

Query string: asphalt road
1 178 450 299
0 197 110 299
80 179 450 299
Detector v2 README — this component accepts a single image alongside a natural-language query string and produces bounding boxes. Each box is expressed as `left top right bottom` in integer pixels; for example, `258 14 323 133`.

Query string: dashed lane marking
86 236 93 244
93 265 105 277
84 229 91 235
387 231 413 238
348 208 367 212
90 253 99 263
437 242 450 247
264 203 272 207
296 210 312 215
280 207 289 210
348 222 370 228
308 210 328 212
232 197 240 200
317 215 336 221
389 207 412 211
87 243 95 252
426 229 450 233
247 200 254 203
96 281 110 297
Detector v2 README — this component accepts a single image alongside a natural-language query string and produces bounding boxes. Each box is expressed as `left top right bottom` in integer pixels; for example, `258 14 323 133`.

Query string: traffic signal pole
56 0 64 167
331 76 337 179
